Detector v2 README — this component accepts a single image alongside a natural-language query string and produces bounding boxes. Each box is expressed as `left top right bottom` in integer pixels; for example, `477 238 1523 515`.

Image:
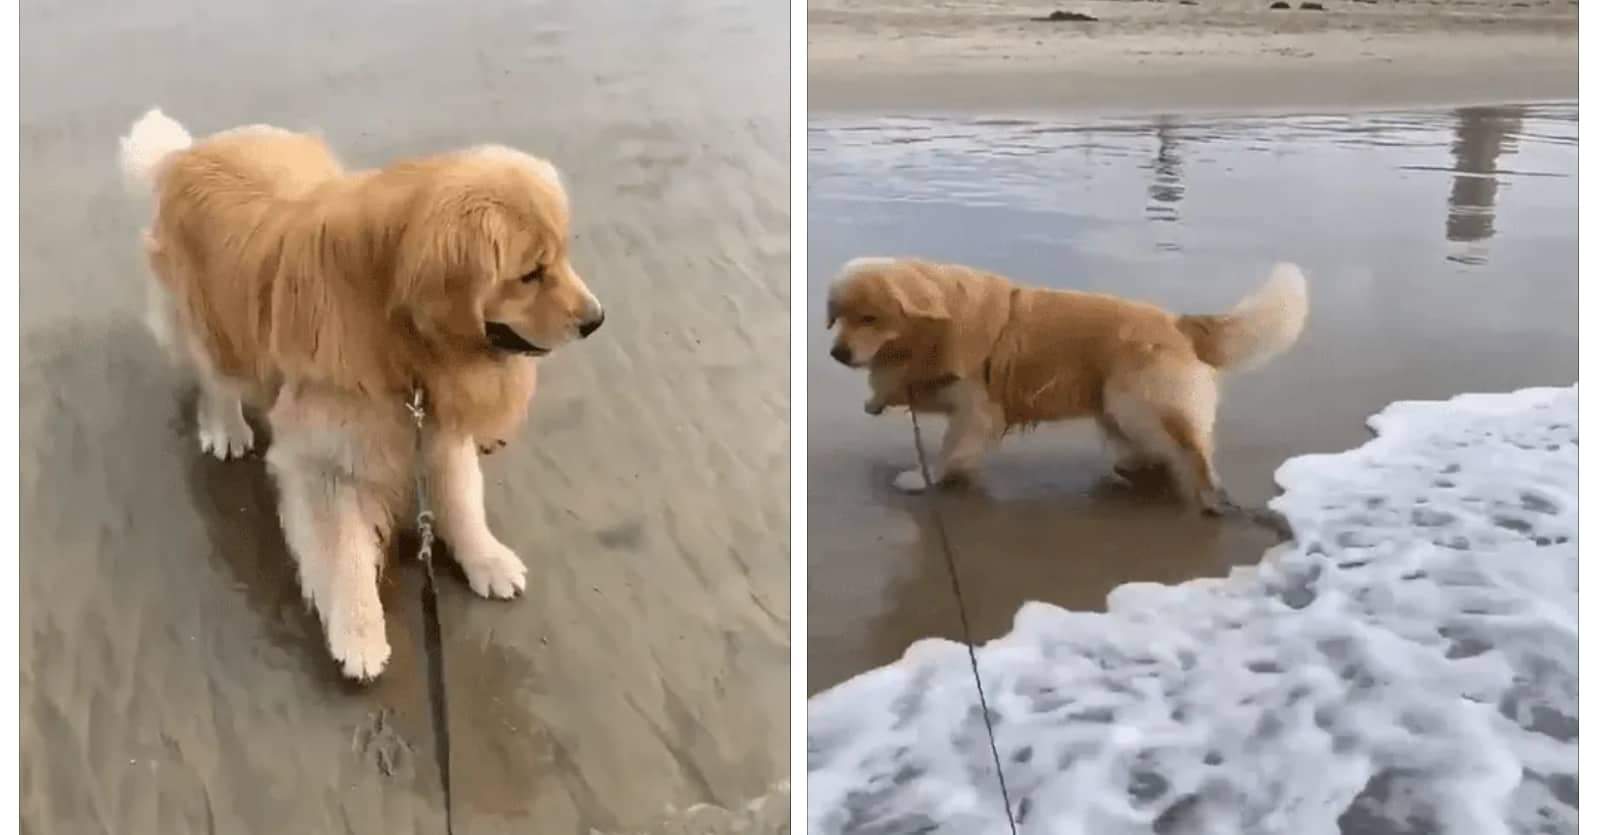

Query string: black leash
900 391 1289 835
906 398 1020 835
406 388 456 835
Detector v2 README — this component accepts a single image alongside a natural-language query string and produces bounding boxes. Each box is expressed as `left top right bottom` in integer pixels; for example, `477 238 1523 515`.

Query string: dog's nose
579 310 604 338
830 344 851 365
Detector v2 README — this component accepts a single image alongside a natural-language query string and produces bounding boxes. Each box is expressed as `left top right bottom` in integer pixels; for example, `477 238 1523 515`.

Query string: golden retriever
826 257 1308 512
119 109 604 679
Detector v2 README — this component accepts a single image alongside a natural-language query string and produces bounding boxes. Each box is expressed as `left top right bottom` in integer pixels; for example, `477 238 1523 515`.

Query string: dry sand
809 0 1577 113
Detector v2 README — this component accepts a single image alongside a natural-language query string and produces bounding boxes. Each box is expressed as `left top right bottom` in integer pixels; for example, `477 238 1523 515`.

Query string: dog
119 108 605 679
826 257 1308 512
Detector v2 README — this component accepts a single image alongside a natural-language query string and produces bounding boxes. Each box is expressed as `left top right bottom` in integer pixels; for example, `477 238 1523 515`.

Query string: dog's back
123 111 348 385
986 284 1189 425
166 126 344 201
121 110 342 203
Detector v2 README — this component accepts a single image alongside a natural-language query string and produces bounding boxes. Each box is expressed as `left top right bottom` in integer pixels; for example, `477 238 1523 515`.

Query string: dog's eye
520 266 546 284
859 315 878 325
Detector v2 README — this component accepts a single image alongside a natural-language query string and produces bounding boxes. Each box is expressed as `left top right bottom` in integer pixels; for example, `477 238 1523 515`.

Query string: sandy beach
810 0 1577 113
806 0 1577 817
22 0 788 832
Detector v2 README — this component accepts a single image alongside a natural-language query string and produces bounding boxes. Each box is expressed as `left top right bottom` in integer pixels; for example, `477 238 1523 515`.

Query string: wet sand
810 0 1576 114
22 1 788 832
807 104 1577 693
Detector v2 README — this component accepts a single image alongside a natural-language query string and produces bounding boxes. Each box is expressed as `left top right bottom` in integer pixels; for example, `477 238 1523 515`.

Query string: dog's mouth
485 322 550 356
831 342 879 368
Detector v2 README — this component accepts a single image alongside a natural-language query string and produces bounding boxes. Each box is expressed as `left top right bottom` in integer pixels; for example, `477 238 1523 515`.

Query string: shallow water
810 105 1576 271
810 386 1578 835
806 104 1577 692
22 1 789 833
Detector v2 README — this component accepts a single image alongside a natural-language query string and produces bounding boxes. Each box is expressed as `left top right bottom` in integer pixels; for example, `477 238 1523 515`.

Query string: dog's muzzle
830 344 853 366
486 322 550 356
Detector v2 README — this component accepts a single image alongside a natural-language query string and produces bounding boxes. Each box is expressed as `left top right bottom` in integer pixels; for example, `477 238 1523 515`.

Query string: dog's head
393 146 603 357
826 257 948 368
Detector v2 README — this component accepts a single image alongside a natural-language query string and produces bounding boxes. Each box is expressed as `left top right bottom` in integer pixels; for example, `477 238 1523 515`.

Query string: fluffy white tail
118 108 192 192
1178 262 1310 372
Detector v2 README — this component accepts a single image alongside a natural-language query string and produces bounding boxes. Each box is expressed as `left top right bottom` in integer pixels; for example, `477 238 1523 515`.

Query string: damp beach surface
809 385 1578 834
806 102 1577 693
22 0 789 832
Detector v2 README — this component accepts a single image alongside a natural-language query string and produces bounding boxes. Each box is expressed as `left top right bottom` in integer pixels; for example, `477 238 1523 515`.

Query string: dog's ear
825 297 840 329
392 197 507 340
888 273 949 321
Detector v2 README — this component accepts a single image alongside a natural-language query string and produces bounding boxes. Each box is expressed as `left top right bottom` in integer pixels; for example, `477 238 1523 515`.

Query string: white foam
808 386 1577 835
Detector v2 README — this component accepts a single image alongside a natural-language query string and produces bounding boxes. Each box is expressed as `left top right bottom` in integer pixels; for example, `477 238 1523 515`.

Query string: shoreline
809 8 1576 115
808 385 1577 833
810 61 1578 117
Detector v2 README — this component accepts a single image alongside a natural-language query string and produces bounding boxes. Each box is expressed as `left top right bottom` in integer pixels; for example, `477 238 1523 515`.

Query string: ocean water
806 103 1577 698
807 105 1579 419
808 386 1577 835
808 105 1577 277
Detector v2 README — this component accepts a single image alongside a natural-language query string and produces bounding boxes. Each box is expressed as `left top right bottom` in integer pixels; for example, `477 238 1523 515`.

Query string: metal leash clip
407 386 437 576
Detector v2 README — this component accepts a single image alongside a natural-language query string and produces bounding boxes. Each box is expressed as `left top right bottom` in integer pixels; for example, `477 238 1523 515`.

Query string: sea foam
808 386 1577 835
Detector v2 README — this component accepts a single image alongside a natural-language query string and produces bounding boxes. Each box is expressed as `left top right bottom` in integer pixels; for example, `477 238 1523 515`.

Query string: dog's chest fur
421 355 539 444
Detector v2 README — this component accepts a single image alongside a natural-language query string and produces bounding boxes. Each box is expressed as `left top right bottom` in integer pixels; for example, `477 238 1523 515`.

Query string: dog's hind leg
142 231 255 459
1105 362 1225 513
175 322 254 460
142 269 182 364
191 353 256 460
1096 413 1164 481
1157 409 1225 514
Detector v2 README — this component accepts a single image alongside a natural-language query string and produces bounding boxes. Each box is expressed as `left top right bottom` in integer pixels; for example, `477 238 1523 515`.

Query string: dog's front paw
198 413 255 460
892 468 931 493
326 604 391 681
457 538 527 600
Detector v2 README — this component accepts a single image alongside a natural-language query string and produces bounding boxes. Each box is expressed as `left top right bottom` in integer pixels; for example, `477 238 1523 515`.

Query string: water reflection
1446 105 1526 247
808 103 1574 271
1145 119 1184 223
1145 119 1184 252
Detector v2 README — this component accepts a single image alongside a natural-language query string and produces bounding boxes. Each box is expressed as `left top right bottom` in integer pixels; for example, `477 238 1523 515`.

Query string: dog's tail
1177 262 1309 372
118 108 192 193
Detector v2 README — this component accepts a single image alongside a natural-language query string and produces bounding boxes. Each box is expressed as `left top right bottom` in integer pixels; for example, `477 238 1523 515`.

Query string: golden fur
120 109 604 679
826 257 1308 511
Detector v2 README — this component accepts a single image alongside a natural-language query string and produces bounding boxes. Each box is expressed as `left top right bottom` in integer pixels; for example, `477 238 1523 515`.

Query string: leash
406 388 439 583
905 396 1020 835
900 388 1289 835
1222 496 1295 540
405 387 456 835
